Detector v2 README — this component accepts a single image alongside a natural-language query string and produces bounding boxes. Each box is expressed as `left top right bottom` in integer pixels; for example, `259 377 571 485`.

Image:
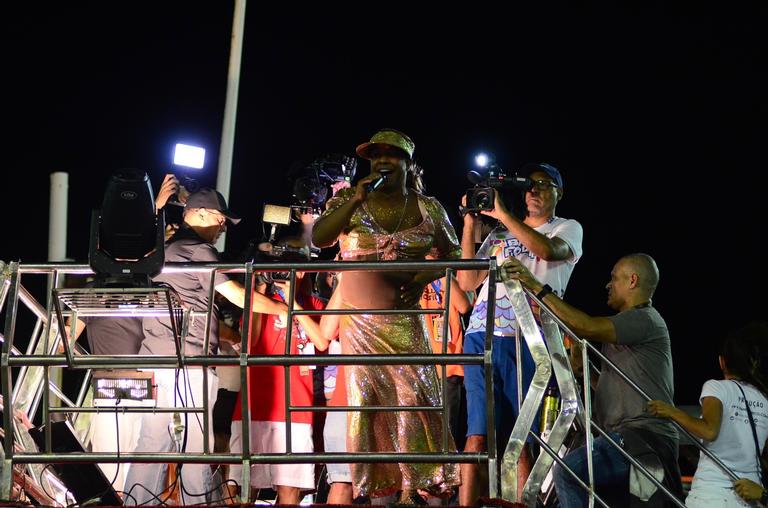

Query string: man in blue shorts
457 163 583 504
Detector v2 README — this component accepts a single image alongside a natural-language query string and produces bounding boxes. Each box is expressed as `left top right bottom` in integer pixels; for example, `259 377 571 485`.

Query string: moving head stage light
89 170 165 286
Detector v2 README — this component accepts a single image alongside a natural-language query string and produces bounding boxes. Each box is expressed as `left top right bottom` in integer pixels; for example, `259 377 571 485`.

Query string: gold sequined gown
323 188 462 498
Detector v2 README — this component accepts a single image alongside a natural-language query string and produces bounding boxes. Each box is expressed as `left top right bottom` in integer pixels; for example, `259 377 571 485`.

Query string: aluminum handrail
523 286 740 507
1 259 496 504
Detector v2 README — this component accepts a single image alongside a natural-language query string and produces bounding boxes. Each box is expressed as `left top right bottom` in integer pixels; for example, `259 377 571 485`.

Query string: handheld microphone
364 174 386 192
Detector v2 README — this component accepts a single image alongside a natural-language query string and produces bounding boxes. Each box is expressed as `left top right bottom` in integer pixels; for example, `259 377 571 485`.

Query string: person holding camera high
124 188 288 505
457 163 583 504
312 128 461 503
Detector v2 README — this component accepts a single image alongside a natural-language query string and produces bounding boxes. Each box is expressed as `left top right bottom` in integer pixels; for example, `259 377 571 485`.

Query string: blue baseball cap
519 163 563 189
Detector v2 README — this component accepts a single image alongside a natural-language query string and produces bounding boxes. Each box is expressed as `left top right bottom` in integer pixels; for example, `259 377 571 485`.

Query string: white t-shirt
690 379 768 492
466 217 583 337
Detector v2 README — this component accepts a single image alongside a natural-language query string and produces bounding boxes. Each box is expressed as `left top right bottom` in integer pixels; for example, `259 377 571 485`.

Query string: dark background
5 3 767 404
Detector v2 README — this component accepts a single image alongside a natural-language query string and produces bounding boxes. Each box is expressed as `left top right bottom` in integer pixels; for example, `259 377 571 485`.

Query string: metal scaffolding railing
0 259 744 507
0 259 496 504
507 278 742 508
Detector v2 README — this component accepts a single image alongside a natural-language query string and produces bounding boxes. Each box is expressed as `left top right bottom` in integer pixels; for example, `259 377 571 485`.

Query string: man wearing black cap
457 163 584 504
124 188 288 505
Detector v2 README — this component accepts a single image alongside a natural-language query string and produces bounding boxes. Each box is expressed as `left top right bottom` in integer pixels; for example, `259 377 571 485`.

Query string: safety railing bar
5 259 497 502
18 286 49 323
526 286 742 483
485 259 499 498
288 405 443 412
37 307 446 318
202 268 217 363
12 451 487 464
296 308 444 315
17 259 494 275
48 404 441 414
239 262 254 499
2 262 21 464
201 267 219 456
46 382 77 408
48 406 205 414
0 268 10 311
23 319 44 356
8 353 485 368
284 269 297 454
584 339 740 482
590 424 686 507
527 431 611 508
440 267 454 453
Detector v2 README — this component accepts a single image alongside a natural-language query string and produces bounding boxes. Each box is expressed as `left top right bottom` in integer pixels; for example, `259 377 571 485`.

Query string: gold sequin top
324 188 461 262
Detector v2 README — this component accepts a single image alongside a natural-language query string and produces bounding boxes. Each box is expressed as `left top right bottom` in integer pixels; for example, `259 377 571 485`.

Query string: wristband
536 284 553 301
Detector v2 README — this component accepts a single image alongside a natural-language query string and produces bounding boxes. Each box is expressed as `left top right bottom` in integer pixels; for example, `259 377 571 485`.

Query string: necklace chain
373 192 409 260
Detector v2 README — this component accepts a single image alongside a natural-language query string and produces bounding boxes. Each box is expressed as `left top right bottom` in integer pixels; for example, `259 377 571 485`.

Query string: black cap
185 188 241 224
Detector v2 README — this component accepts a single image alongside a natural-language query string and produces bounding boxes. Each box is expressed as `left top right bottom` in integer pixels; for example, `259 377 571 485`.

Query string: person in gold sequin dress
313 129 462 501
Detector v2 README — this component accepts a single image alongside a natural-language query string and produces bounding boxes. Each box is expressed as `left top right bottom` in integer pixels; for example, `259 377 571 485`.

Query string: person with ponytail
648 321 768 507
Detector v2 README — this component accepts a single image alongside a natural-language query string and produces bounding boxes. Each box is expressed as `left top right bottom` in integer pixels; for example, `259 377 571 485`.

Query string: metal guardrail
514 284 742 508
0 259 496 504
2 259 744 507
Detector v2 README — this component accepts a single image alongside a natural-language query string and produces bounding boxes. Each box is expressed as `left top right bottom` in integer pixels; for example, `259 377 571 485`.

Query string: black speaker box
28 420 123 505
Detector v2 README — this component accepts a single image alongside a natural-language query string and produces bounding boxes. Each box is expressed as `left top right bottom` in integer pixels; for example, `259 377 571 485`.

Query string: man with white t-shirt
457 163 583 504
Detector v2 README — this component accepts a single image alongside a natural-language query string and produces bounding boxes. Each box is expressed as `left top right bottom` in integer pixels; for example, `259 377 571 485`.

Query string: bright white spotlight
173 143 206 169
475 153 490 168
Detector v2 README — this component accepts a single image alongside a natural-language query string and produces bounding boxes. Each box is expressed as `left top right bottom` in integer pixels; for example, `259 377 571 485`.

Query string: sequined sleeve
423 195 461 260
323 187 356 216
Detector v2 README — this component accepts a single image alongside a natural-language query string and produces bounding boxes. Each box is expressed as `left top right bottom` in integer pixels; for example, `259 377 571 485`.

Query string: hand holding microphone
364 174 387 192
351 172 388 204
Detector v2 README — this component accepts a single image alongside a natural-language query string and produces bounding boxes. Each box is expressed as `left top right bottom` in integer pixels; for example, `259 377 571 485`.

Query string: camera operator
124 188 288 506
457 163 584 505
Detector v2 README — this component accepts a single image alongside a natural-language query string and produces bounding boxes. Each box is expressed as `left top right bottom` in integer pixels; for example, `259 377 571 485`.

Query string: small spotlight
173 143 206 169
475 153 492 168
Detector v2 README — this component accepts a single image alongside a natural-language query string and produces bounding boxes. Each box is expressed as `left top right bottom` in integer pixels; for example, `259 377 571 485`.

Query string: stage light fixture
92 370 155 403
475 153 492 168
88 170 165 286
173 143 206 169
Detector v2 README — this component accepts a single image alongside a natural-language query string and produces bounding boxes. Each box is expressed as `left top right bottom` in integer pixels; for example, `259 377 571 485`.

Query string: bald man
501 253 682 508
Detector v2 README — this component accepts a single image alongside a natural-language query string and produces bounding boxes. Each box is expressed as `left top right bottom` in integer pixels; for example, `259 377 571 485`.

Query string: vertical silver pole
582 343 595 508
240 262 254 502
485 260 498 498
48 172 68 262
214 0 247 251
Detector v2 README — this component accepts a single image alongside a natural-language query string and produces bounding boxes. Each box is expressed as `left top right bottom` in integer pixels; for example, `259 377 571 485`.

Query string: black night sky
5 3 768 404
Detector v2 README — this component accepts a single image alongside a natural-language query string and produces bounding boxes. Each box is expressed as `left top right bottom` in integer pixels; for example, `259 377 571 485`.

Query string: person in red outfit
229 242 329 504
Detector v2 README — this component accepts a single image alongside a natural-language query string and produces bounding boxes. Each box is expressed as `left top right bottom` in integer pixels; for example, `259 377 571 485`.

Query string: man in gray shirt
501 253 681 508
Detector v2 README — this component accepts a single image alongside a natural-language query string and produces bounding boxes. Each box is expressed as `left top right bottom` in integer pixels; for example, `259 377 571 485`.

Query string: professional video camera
291 154 357 213
461 153 533 215
255 240 316 284
238 203 320 285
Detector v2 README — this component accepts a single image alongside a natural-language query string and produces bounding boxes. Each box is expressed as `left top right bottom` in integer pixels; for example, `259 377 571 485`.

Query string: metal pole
48 172 68 262
214 0 246 252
